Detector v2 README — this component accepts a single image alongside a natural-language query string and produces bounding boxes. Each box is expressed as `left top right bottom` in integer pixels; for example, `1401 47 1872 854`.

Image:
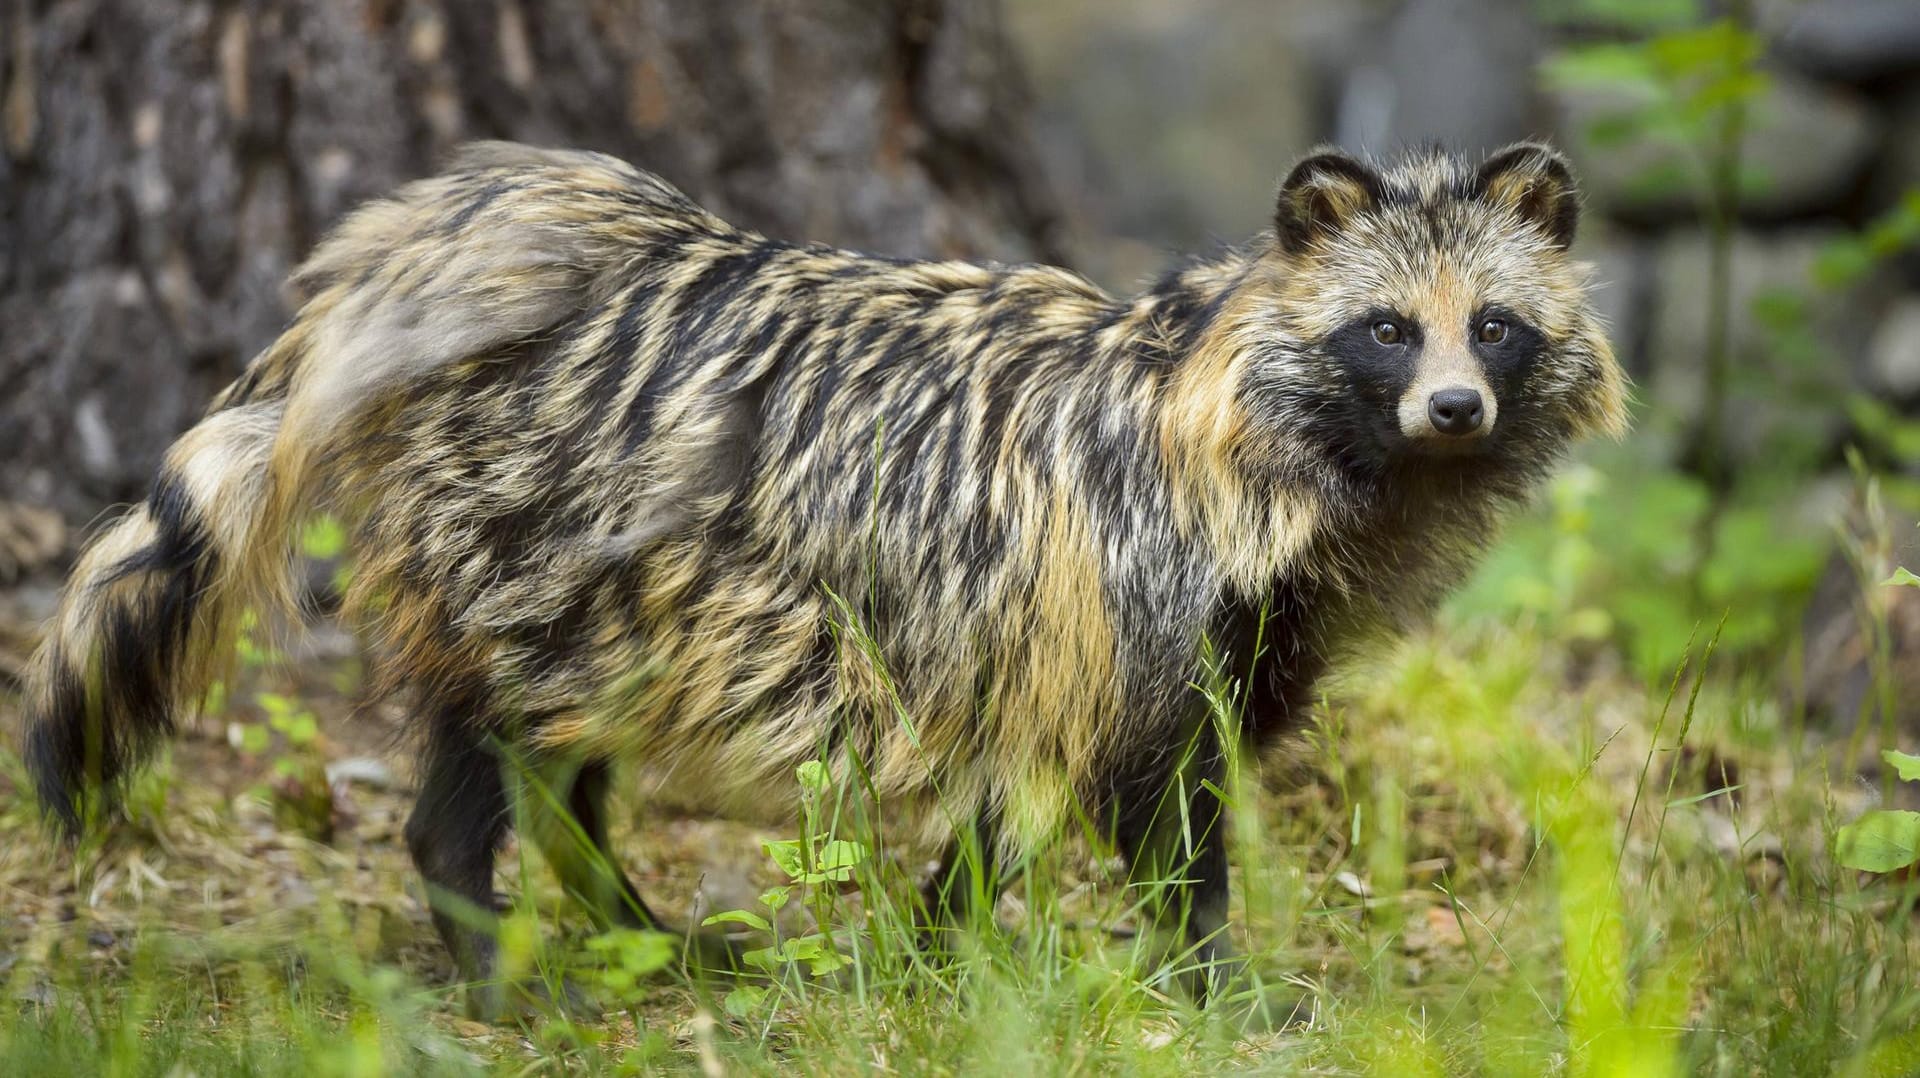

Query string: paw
1210 977 1315 1033
677 927 754 976
459 975 601 1024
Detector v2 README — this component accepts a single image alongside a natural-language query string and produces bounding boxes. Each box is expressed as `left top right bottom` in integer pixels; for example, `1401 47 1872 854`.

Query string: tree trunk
0 0 1065 521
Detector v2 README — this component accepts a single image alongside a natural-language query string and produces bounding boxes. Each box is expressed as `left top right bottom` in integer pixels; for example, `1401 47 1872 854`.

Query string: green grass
3 610 1918 1076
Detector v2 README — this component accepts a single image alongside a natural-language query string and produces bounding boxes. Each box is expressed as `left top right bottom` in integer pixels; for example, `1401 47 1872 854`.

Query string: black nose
1427 388 1485 436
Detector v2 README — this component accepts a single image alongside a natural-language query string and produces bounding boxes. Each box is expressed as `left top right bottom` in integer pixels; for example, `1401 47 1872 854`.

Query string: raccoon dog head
1240 143 1627 479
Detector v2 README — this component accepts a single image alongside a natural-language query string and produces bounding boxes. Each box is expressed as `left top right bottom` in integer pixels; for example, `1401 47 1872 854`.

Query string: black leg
1111 727 1311 1029
404 711 511 1013
521 756 745 976
522 757 661 932
1112 726 1241 1003
918 814 1001 950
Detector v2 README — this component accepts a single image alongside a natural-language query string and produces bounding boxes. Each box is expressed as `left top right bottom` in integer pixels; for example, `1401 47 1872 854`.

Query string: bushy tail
20 142 666 832
21 396 292 833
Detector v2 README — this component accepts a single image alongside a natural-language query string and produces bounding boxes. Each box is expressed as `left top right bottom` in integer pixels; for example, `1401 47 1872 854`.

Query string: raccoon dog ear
1474 143 1581 251
1274 149 1382 256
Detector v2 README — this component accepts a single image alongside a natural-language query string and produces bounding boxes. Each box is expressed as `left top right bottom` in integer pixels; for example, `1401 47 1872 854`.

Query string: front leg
1111 739 1239 1001
918 814 1002 953
1110 725 1310 1029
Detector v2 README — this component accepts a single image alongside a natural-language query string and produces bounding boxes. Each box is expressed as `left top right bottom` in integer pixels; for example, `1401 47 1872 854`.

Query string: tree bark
0 0 1065 520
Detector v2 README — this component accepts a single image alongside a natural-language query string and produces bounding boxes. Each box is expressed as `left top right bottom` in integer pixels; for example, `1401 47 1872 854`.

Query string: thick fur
21 141 1624 984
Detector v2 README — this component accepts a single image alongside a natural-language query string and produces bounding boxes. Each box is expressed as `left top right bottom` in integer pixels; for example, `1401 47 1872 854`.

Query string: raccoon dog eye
1371 321 1403 346
1477 318 1508 344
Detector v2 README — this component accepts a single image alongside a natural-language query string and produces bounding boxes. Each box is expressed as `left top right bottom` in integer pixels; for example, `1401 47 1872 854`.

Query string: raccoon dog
23 140 1624 1011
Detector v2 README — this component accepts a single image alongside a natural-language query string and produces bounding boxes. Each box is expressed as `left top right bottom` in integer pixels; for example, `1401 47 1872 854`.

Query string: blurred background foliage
1014 0 1920 700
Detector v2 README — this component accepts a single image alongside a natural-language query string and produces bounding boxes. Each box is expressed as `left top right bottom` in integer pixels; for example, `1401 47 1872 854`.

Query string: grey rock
1768 0 1920 82
325 757 398 792
1798 494 1920 732
1007 0 1348 287
1645 228 1864 461
1573 232 1656 380
1878 89 1920 218
1554 69 1879 219
1335 0 1546 158
1868 298 1920 398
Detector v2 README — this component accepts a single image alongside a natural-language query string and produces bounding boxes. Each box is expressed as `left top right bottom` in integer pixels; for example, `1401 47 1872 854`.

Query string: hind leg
521 757 741 974
404 711 512 1017
521 758 660 931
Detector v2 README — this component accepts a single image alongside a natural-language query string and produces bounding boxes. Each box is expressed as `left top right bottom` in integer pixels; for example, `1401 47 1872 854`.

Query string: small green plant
230 608 285 669
1451 457 1825 678
1833 568 1920 875
581 925 678 1042
701 760 873 1016
300 513 354 594
240 690 334 841
1834 748 1920 874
